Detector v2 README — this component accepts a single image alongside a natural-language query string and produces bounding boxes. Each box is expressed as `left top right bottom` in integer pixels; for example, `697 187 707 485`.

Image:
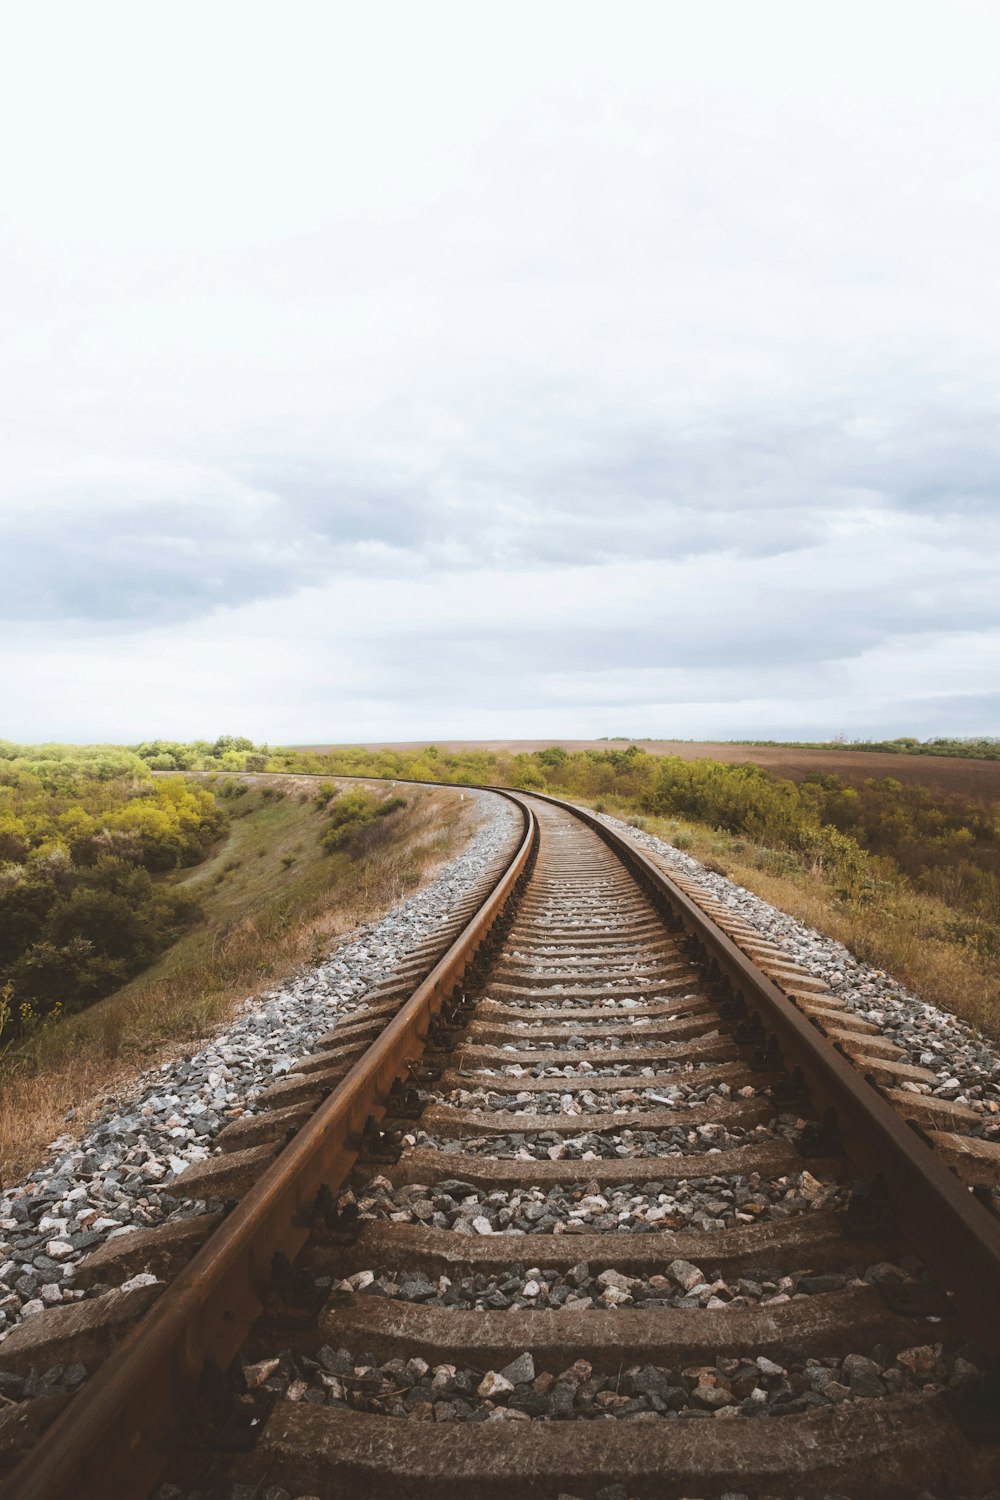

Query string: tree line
738 736 1000 761
0 742 224 1036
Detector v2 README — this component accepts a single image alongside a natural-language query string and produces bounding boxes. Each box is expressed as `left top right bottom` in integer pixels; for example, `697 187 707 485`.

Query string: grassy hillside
0 775 473 1180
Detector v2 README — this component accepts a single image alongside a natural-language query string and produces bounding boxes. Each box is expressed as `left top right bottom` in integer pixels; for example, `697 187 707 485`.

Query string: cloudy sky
3 0 999 745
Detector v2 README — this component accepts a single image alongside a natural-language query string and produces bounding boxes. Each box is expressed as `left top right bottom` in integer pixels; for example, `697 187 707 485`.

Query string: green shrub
0 746 216 1034
754 847 799 878
321 791 408 857
377 796 407 818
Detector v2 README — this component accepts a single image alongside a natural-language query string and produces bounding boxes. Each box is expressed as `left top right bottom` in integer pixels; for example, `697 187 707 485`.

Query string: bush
377 796 407 818
0 746 218 1036
117 736 1000 943
753 847 799 878
321 791 408 857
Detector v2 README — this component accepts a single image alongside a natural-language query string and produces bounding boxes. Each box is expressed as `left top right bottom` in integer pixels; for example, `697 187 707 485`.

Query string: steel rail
6 791 537 1500
22 768 999 1497
299 770 1000 1348
523 789 1000 1357
156 769 1000 1349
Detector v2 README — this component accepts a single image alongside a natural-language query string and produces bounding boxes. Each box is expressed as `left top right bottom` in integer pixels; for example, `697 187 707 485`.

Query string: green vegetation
734 736 1000 761
0 742 224 1034
267 740 1000 995
120 776 412 997
130 735 270 772
1 768 466 1180
0 744 416 1046
320 789 408 853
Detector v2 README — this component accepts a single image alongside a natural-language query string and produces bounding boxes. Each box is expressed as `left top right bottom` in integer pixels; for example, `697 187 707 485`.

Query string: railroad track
3 788 1000 1499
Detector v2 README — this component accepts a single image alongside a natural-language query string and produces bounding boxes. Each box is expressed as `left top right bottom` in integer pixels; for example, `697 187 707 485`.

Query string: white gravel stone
120 1273 162 1291
667 1259 705 1291
477 1370 514 1398
598 811 1000 1121
0 792 518 1344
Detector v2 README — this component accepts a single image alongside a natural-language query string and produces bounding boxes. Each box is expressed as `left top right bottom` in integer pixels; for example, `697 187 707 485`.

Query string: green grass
128 781 338 987
0 775 471 1182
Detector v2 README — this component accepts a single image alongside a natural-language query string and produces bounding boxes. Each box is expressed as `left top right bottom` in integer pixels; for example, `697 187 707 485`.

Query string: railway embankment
2 789 999 1498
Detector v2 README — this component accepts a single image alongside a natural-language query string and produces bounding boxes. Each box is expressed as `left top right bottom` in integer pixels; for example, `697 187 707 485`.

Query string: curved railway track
3 787 1000 1499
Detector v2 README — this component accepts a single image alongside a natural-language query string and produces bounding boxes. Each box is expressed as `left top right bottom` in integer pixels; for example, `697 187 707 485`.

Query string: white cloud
2 0 999 740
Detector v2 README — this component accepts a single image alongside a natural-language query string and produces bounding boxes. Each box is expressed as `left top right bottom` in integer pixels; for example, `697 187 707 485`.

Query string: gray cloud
2 500 317 625
2 374 997 685
3 1 1000 737
11 378 998 630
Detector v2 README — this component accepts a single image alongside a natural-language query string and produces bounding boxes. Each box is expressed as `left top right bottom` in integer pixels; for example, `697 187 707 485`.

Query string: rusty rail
7 790 536 1500
525 789 1000 1357
181 771 1000 1351
15 770 1000 1498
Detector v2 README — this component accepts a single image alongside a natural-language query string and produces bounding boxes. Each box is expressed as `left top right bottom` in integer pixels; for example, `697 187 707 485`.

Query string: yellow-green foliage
320 789 408 854
0 743 225 1030
267 741 1000 952
130 734 268 773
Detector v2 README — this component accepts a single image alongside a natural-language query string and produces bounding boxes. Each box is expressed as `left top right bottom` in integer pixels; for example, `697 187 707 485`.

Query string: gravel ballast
245 1339 985 1422
353 1169 848 1236
442 1078 764 1115
409 1118 801 1159
329 1256 927 1312
0 794 519 1341
594 812 1000 1130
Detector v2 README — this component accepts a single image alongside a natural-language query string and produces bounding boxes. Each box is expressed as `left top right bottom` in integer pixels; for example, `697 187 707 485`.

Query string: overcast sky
3 0 999 745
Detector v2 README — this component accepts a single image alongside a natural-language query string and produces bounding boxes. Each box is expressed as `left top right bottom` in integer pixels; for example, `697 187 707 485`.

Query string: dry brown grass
634 811 1000 1040
0 778 477 1183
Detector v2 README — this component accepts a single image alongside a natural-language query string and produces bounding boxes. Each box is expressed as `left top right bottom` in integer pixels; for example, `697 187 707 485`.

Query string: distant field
299 739 1000 800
